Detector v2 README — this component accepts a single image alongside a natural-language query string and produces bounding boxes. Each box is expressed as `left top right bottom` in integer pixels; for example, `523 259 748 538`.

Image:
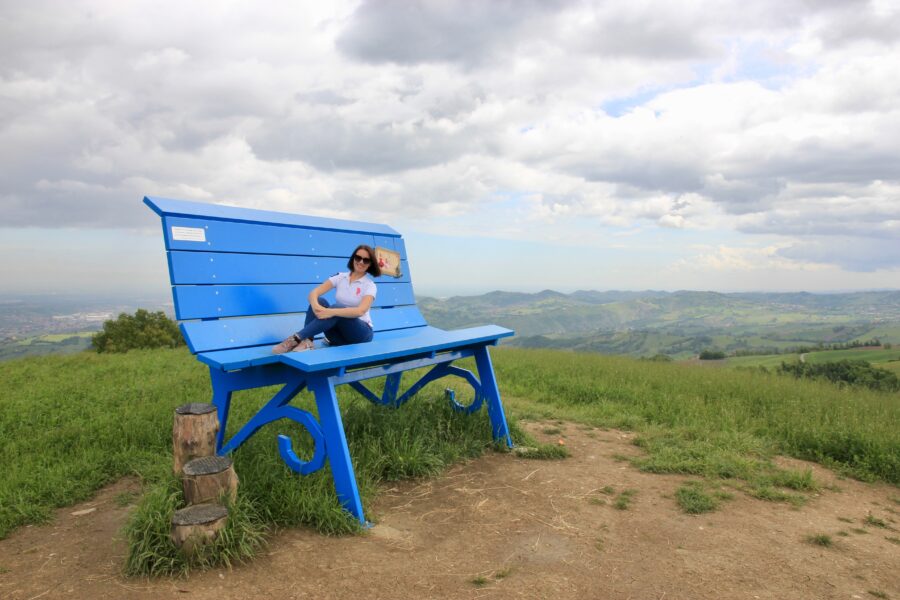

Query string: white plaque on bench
171 226 207 242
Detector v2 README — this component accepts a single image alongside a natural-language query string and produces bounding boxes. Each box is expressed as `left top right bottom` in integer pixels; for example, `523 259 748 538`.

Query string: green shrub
92 309 184 353
778 360 900 392
699 350 726 360
645 354 673 362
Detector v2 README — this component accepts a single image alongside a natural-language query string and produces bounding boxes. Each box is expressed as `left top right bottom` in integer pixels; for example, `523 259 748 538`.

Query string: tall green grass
124 385 517 575
2 346 898 574
0 347 546 575
0 349 204 538
491 348 899 484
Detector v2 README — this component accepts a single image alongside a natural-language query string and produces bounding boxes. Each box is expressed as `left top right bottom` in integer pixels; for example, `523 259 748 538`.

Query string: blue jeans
295 298 373 346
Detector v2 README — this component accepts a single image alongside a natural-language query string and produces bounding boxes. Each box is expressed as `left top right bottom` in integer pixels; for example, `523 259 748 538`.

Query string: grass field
803 347 900 365
723 353 803 368
1 346 898 574
0 332 94 361
722 347 900 373
490 348 898 485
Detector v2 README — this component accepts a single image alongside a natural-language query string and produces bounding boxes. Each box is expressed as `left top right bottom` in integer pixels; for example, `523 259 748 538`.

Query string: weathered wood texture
182 455 239 505
170 503 228 554
172 403 219 474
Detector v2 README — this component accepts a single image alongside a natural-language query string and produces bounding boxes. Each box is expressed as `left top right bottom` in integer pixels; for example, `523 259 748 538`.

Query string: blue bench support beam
145 196 515 525
309 375 366 522
474 346 513 447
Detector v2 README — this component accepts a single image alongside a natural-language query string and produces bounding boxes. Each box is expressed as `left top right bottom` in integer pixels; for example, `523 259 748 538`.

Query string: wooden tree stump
182 455 239 505
172 403 218 475
170 503 228 555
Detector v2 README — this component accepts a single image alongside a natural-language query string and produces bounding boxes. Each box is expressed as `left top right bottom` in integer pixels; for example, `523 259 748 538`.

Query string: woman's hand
312 304 333 319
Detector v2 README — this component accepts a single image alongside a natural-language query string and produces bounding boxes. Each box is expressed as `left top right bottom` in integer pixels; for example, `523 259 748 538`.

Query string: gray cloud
336 0 564 67
817 3 900 47
248 115 477 173
2 0 900 278
778 238 900 272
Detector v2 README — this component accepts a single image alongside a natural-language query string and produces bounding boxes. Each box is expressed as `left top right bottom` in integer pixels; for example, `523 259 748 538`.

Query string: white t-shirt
328 272 377 327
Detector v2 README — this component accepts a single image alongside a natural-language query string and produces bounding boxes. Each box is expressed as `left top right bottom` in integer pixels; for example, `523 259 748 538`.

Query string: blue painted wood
279 325 513 373
372 235 396 251
173 281 416 320
145 196 515 526
348 381 381 404
145 196 399 236
395 238 408 259
169 251 411 284
392 363 483 413
389 362 450 408
381 373 403 406
162 215 380 256
218 375 307 455
209 368 234 451
195 327 447 371
277 412 326 475
442 366 484 414
310 375 366 523
474 346 512 447
209 361 294 390
181 305 429 353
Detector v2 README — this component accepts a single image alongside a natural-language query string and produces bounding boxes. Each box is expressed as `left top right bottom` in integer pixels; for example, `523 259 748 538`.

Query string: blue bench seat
144 196 514 525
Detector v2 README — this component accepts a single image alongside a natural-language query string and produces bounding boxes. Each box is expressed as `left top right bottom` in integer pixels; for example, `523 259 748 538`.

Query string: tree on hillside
92 309 185 353
778 359 900 392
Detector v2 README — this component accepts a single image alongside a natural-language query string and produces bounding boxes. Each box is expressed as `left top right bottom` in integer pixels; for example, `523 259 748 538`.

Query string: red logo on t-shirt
356 287 361 296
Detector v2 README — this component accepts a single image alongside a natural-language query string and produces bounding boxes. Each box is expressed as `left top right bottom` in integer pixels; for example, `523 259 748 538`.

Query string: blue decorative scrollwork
441 365 484 414
276 406 326 475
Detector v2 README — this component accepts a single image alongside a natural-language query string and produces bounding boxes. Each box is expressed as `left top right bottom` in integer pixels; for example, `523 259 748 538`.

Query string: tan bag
375 246 402 278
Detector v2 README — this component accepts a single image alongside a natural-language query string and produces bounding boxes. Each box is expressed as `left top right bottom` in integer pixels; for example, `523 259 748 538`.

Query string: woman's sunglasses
353 254 372 265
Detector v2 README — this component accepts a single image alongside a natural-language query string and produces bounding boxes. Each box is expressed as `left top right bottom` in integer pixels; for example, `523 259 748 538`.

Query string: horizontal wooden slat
195 327 445 371
373 235 396 251
280 325 514 373
180 306 428 353
145 196 399 236
174 282 416 320
162 216 380 255
167 251 410 285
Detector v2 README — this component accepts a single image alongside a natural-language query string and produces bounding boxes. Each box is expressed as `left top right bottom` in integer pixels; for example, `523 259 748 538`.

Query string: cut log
170 503 228 554
182 455 239 506
172 403 218 475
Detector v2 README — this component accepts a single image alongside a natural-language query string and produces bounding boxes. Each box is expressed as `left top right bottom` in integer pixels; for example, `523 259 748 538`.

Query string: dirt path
2 423 898 600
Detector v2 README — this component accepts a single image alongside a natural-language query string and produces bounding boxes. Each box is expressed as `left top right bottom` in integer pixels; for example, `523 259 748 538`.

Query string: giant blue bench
144 196 514 525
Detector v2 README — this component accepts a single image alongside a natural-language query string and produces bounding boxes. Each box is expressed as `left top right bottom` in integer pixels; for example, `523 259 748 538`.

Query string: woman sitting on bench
273 244 382 353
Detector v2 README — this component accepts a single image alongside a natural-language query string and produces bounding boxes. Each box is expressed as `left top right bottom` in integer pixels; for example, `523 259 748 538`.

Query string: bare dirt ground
2 422 898 600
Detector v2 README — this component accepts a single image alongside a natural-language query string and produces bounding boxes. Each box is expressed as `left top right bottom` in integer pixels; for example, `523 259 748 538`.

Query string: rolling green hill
419 290 900 358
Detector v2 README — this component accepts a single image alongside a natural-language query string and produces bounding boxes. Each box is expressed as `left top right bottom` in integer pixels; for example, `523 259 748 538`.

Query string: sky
2 0 899 298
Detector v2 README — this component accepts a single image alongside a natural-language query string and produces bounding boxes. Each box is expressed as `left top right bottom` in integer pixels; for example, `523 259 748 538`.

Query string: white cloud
1 0 899 293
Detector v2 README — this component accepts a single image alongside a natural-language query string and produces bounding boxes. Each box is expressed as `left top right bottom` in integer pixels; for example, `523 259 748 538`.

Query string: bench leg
382 373 403 406
473 346 513 448
209 368 233 452
309 375 366 525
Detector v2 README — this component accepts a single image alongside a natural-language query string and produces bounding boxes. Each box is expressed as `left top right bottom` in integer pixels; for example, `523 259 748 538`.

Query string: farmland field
803 347 900 365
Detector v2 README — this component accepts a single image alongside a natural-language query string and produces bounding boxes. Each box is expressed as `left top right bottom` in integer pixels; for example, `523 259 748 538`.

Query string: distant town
0 294 172 341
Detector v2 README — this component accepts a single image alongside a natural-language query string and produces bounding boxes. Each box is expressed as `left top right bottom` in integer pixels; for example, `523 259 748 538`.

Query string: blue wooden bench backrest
144 196 428 354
